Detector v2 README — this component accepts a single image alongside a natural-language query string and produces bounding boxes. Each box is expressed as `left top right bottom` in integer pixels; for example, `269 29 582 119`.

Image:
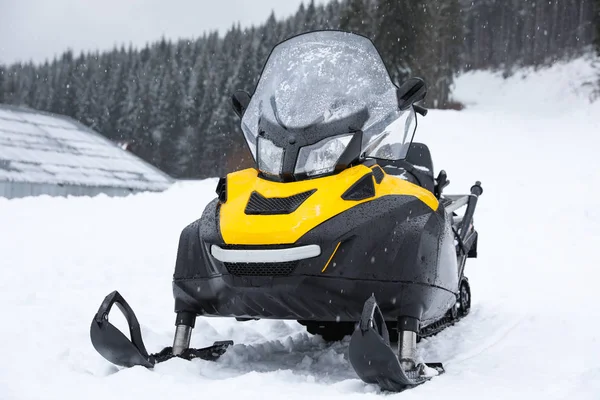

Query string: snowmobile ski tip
90 291 232 368
349 295 444 392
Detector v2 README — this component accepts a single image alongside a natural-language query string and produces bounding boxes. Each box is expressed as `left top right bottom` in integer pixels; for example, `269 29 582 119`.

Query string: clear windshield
241 31 416 162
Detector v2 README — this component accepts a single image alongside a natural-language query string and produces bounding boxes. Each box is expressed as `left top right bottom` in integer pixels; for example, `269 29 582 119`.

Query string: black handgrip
470 181 483 196
414 104 428 116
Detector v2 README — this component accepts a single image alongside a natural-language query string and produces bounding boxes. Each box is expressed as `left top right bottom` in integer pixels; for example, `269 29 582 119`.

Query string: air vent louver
245 189 316 215
342 173 375 201
372 166 385 184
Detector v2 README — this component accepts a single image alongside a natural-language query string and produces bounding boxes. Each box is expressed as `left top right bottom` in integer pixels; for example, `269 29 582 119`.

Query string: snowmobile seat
378 143 435 193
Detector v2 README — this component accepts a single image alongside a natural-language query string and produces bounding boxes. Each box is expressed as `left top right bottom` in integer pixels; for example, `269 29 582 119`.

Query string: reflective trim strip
211 244 321 263
321 242 341 273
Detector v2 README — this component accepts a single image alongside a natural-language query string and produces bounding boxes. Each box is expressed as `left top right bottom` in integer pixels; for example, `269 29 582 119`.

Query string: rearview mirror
397 78 427 111
232 90 251 118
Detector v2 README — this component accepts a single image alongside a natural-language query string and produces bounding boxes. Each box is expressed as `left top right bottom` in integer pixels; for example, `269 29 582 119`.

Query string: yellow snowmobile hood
219 165 438 245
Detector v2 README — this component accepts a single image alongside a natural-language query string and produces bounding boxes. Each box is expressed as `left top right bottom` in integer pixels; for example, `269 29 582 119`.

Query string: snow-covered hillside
1 57 599 400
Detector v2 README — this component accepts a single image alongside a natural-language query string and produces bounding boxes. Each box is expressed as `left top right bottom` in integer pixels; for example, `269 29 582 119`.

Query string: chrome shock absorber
172 311 196 355
397 316 419 371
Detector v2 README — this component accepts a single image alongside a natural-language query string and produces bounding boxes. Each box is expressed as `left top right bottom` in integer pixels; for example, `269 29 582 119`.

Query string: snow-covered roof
0 104 173 191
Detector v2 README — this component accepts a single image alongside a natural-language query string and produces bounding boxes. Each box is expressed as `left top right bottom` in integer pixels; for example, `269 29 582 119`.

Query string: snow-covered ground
1 56 599 399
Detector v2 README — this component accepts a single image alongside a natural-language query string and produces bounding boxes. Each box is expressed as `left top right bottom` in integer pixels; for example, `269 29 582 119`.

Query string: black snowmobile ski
349 296 445 392
349 277 473 391
90 291 232 368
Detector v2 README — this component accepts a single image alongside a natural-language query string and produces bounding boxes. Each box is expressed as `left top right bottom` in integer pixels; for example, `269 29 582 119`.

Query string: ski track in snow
1 56 600 399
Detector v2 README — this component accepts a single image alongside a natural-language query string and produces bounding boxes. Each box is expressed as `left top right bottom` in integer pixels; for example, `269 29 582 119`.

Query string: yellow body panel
220 165 438 245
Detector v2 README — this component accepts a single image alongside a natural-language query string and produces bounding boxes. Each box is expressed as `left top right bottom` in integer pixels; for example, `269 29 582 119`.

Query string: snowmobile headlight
257 137 284 176
294 134 353 177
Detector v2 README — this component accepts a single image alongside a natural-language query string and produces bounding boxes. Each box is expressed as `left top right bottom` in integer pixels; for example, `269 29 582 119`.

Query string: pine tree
73 56 94 127
595 0 600 55
594 0 600 100
118 56 145 158
419 0 462 107
374 0 429 85
154 53 184 174
0 65 5 103
105 49 129 141
52 51 78 117
340 0 370 36
29 62 47 109
303 0 319 31
323 0 343 29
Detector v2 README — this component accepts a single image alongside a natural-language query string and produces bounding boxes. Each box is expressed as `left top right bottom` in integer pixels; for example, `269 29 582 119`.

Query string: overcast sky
0 0 323 65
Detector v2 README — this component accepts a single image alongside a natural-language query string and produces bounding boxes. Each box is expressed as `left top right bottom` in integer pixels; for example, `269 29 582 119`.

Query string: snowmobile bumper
173 274 451 323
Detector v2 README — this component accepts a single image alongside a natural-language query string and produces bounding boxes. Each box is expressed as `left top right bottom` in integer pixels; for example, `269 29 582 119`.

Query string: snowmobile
90 31 482 392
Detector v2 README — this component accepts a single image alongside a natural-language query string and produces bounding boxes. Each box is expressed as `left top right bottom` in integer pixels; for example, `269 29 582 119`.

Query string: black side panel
199 198 222 243
173 198 221 280
297 196 438 284
173 220 203 280
434 204 460 292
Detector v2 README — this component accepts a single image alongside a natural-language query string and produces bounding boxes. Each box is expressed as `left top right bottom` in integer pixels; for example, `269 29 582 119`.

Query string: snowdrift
1 56 599 399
